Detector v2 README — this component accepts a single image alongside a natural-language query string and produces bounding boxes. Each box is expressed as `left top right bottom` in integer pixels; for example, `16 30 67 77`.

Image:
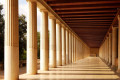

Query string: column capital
62 24 66 28
49 16 56 19
112 26 118 29
56 20 61 24
26 0 37 2
40 9 48 12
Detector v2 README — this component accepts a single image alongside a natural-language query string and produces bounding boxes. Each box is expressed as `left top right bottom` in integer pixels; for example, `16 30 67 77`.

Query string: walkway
0 57 119 80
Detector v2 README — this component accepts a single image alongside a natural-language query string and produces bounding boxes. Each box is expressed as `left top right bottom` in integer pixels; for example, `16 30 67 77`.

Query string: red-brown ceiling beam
53 5 120 10
49 1 120 6
67 23 111 25
65 20 112 23
62 17 114 20
59 14 115 17
57 10 116 14
64 18 112 22
70 26 109 28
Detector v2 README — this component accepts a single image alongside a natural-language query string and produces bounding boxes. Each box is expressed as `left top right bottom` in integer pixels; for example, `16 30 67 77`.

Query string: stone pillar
74 36 76 62
69 31 72 63
108 33 112 65
27 1 37 74
5 0 19 80
111 27 118 69
72 34 74 63
105 39 107 62
107 37 109 64
49 16 56 68
62 25 66 65
40 9 49 71
56 22 62 66
117 15 120 72
75 37 77 62
66 29 69 64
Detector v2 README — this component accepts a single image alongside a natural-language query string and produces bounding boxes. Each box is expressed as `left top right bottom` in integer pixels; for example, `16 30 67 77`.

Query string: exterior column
72 34 74 63
108 33 112 65
75 37 77 62
105 39 107 62
111 27 118 69
56 22 62 66
62 25 66 65
107 37 109 64
27 1 37 74
69 31 72 63
40 9 49 71
74 36 76 62
5 0 19 80
117 15 120 72
49 16 56 68
66 29 69 64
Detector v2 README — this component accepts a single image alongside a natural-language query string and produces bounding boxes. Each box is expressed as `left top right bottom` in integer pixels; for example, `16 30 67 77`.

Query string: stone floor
0 57 120 80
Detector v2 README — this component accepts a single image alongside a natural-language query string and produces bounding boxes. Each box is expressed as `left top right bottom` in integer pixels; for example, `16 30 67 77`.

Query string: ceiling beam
53 5 120 10
57 10 116 14
59 14 115 17
49 0 120 6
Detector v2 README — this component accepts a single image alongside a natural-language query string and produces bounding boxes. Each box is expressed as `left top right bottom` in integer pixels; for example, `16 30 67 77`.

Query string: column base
111 65 117 71
49 64 56 68
108 63 112 66
40 68 49 71
117 69 120 73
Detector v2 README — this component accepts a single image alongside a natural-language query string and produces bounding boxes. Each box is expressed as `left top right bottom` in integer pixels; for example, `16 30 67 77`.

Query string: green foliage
37 32 40 59
0 4 4 62
19 15 27 60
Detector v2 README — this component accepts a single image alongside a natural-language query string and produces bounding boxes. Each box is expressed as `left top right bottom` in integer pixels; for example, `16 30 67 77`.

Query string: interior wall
90 48 99 57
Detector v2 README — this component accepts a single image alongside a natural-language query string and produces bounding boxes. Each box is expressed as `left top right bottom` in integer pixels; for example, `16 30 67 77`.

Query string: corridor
18 57 119 80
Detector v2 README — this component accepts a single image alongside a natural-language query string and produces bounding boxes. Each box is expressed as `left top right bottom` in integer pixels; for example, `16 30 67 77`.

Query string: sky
0 0 41 32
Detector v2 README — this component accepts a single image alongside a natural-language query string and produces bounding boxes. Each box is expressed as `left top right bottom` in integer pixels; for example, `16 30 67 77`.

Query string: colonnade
99 15 120 73
4 0 90 80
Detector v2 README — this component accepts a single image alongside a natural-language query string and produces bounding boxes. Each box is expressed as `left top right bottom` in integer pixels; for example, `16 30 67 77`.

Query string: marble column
40 9 49 71
66 29 69 64
62 25 66 65
27 1 37 74
111 27 118 69
49 16 56 68
5 0 19 80
72 34 74 63
56 22 62 66
108 33 112 65
75 37 77 61
117 15 120 72
69 31 72 63
107 37 109 64
74 36 75 62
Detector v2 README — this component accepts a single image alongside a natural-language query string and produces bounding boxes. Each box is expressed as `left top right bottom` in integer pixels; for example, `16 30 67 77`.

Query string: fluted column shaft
66 30 69 64
5 0 19 80
40 10 49 71
49 16 56 68
56 22 62 66
107 37 109 63
69 32 72 63
112 27 118 69
74 36 76 62
72 34 74 63
117 15 120 72
27 1 37 74
62 26 66 65
108 33 112 65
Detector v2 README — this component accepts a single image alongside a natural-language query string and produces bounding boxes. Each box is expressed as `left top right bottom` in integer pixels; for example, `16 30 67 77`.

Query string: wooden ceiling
44 0 120 48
